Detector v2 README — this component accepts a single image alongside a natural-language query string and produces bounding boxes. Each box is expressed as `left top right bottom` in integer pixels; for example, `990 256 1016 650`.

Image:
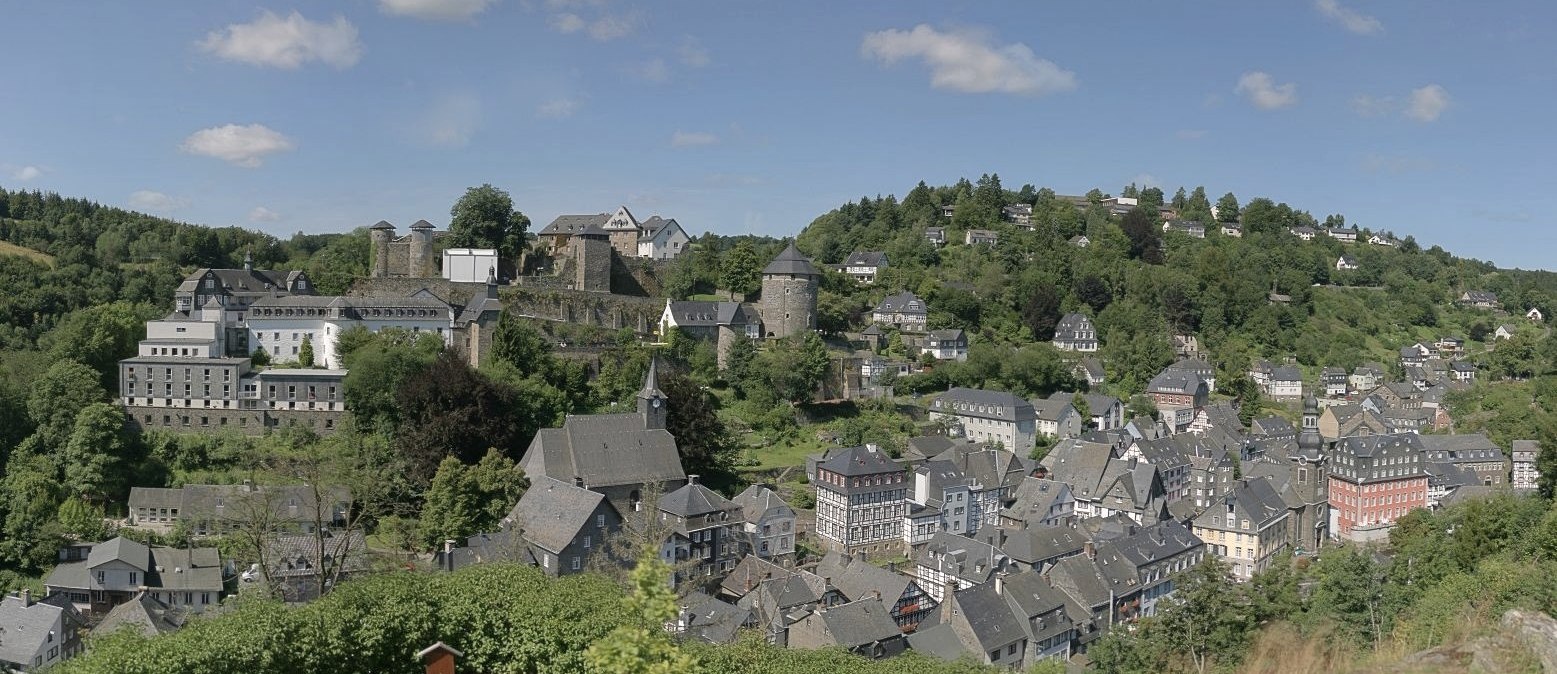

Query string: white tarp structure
442 248 498 283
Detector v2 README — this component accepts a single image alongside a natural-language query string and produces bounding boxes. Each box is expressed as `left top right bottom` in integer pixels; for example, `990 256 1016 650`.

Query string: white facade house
1513 441 1541 491
637 216 690 259
932 388 1037 454
442 248 499 283
247 295 455 369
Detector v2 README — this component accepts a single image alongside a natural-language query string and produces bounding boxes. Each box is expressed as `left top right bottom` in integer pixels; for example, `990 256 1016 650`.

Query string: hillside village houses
537 205 690 260
68 210 1557 671
842 251 888 284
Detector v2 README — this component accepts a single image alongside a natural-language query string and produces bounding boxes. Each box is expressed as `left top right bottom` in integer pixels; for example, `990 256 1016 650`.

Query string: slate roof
927 444 1032 492
147 547 224 592
816 552 916 606
816 444 904 478
0 593 82 668
731 485 795 524
539 213 610 236
948 582 1027 652
659 482 740 522
1048 392 1120 417
1332 434 1427 483
801 597 902 649
1147 369 1205 396
1054 313 1095 340
917 532 1008 586
90 593 187 638
872 291 926 315
906 623 965 661
1029 398 1076 424
1001 478 1072 525
176 267 300 295
521 413 686 489
263 530 370 580
986 525 1086 566
679 592 749 644
720 555 791 598
637 216 682 240
1270 366 1302 382
925 328 966 344
762 243 820 276
844 251 888 267
665 300 760 328
502 476 610 553
1418 434 1503 463
932 387 1035 422
87 537 150 571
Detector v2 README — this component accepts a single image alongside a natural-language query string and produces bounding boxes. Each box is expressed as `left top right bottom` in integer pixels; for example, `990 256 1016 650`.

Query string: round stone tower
760 242 820 338
369 220 396 278
408 219 436 278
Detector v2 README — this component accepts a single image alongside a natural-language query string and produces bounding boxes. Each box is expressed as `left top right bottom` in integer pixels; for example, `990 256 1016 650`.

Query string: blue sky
3 1 1555 269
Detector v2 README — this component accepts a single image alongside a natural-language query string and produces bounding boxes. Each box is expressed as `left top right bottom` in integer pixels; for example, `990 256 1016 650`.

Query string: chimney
689 474 700 486
1083 541 1095 559
20 588 31 607
573 476 584 488
443 539 456 573
940 582 958 621
994 576 1003 596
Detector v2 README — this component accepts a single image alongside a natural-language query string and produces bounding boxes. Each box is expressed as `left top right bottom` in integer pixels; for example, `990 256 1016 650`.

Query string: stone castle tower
368 219 439 278
759 242 820 338
573 223 613 292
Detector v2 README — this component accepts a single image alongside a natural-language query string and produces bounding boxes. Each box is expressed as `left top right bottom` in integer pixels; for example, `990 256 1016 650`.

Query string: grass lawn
0 240 54 267
745 434 832 472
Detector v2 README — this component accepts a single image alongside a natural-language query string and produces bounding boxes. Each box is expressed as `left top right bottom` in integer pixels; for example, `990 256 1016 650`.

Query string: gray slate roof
932 387 1035 422
844 251 888 267
817 444 904 478
87 537 150 571
502 476 610 553
762 243 819 276
872 291 926 315
0 593 82 668
91 593 188 638
521 413 686 489
539 213 610 236
731 485 795 524
802 597 902 648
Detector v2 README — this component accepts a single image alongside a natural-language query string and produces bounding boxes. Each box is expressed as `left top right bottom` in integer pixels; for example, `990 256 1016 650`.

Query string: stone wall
575 237 612 293
760 274 818 338
501 286 662 335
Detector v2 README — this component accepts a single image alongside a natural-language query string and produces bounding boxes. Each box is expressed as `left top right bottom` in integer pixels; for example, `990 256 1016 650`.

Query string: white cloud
249 206 282 222
1406 84 1450 122
630 58 670 83
1235 71 1298 110
379 0 495 21
10 165 42 181
671 131 718 148
549 12 586 33
549 10 638 40
199 11 362 69
1315 0 1383 35
678 36 709 67
860 25 1076 96
129 190 189 213
536 97 580 118
422 94 482 147
1349 94 1395 117
180 124 296 167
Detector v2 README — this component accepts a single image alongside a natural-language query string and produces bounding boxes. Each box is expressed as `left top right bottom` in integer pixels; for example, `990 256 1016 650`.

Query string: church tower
638 357 668 431
1292 394 1329 552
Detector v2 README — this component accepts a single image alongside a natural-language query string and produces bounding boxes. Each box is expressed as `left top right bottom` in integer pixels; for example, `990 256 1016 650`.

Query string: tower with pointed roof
408 219 437 278
638 357 668 430
1290 394 1329 551
759 242 820 339
369 220 396 278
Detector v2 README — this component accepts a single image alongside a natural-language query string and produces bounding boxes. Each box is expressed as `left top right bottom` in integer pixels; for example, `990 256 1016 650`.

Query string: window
990 650 1001 662
97 571 105 584
583 535 591 549
571 557 581 570
1008 644 1018 656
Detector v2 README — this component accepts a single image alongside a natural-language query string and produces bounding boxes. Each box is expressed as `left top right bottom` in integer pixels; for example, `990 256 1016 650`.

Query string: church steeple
638 356 667 430
243 248 253 272
1297 394 1323 457
485 265 498 300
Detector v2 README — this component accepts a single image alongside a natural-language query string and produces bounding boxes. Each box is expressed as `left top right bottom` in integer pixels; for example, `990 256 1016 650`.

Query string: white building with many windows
931 388 1037 454
813 445 909 555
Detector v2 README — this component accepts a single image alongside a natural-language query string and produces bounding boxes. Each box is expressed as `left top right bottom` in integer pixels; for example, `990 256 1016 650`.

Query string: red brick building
1328 434 1428 542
